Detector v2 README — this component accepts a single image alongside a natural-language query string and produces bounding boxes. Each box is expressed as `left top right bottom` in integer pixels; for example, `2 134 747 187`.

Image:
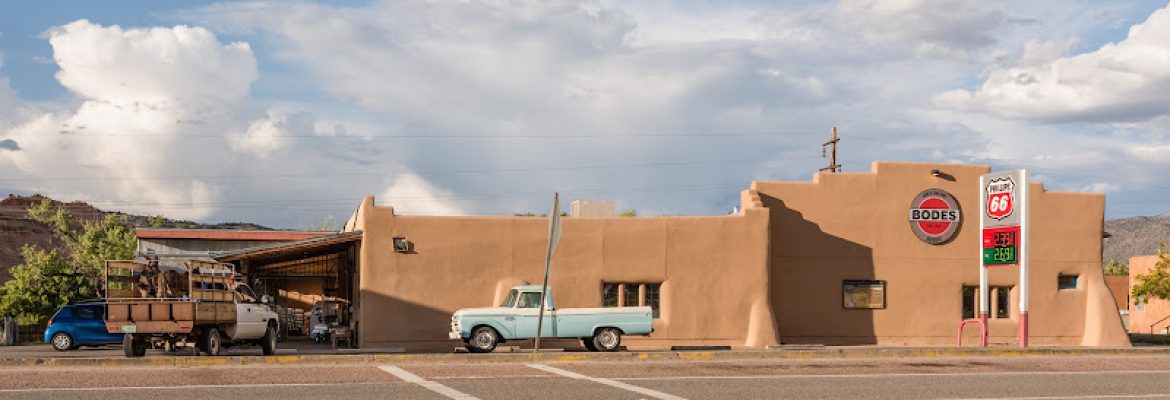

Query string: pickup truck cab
450 285 653 353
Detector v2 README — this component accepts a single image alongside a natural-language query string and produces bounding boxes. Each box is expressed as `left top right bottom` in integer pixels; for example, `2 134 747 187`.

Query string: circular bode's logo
908 188 962 245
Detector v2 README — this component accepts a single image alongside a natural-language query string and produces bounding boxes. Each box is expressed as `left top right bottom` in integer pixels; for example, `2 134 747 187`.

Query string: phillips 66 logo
986 177 1014 220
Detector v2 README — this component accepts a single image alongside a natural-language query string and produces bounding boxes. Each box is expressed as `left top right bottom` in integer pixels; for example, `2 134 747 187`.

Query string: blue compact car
44 303 122 351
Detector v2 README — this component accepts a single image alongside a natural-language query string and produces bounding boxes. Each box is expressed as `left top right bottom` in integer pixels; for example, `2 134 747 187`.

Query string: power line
0 155 823 183
2 132 813 139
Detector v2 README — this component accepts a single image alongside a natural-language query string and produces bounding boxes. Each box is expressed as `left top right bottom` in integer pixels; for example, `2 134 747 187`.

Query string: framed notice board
843 280 886 309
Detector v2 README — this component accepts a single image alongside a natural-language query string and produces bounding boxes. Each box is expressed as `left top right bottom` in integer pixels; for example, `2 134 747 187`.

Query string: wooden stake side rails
103 260 240 335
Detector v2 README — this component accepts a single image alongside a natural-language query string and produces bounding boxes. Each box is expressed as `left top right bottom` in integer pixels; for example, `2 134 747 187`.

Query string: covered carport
215 231 362 347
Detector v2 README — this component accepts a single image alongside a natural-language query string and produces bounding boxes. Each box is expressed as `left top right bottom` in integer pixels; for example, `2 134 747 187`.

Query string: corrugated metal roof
135 228 332 241
214 231 363 263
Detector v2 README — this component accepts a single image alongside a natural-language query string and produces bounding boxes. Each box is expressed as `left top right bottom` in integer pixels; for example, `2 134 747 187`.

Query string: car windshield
501 290 518 307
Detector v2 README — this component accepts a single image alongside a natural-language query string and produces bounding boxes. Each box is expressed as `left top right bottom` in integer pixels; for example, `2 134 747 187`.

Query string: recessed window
994 286 1011 319
623 284 640 307
962 286 976 319
645 284 661 318
601 283 619 308
1058 275 1079 290
602 282 661 318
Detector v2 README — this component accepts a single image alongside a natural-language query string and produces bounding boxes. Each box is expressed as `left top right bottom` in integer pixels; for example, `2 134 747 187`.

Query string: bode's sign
908 188 961 245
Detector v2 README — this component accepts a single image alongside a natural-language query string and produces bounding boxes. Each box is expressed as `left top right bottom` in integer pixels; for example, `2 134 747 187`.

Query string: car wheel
123 334 146 357
261 323 277 356
581 337 598 352
204 329 223 356
591 328 621 352
50 332 74 352
465 326 498 353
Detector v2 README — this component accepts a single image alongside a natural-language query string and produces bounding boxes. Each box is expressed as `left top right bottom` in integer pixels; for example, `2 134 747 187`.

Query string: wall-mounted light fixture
392 237 413 253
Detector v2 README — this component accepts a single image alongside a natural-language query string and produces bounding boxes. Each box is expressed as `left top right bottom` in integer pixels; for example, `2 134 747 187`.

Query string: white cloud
0 20 258 219
228 109 291 158
379 174 464 216
935 4 1170 123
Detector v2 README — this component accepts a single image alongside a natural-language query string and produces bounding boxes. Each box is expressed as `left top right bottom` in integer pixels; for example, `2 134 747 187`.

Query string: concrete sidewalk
3 345 1169 368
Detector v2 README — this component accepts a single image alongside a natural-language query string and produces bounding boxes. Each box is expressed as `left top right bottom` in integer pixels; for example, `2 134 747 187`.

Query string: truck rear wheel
261 323 277 356
465 326 498 353
203 329 223 356
123 334 147 358
591 328 621 352
581 338 598 352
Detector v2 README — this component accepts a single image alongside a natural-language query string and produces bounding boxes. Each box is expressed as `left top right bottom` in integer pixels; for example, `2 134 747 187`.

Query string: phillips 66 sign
981 170 1025 266
986 176 1015 220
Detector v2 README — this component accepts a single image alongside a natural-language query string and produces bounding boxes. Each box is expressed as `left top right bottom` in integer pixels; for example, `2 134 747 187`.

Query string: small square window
1058 275 1079 290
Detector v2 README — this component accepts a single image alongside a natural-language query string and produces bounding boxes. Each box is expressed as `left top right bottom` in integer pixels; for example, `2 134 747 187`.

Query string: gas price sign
982 226 1019 266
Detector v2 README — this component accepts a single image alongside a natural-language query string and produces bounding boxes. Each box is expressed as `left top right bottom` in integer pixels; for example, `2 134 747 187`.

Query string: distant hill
0 194 271 281
1104 215 1170 267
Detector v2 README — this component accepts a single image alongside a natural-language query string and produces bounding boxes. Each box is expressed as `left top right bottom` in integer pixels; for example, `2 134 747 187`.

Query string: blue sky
1 1 1169 228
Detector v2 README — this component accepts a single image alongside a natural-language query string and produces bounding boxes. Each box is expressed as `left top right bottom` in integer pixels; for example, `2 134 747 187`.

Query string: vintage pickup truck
449 285 653 353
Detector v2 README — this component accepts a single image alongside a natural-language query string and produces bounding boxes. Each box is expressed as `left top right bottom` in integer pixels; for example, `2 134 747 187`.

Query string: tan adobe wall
1129 255 1170 334
355 194 777 351
753 162 1128 346
1104 275 1128 310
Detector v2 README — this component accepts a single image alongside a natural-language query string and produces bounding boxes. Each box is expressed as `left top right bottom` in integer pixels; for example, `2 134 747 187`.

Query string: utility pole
820 126 841 173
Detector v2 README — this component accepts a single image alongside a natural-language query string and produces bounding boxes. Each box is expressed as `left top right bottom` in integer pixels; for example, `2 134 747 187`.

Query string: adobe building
217 161 1130 350
1128 254 1170 334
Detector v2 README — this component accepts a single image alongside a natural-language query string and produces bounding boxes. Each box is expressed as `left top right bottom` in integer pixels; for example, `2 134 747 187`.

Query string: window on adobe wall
601 282 662 318
995 286 1011 319
1058 275 1079 290
601 283 619 308
623 283 640 307
644 283 661 318
962 286 976 319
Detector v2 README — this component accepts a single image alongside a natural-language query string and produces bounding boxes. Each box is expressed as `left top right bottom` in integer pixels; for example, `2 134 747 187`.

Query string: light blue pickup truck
449 285 653 353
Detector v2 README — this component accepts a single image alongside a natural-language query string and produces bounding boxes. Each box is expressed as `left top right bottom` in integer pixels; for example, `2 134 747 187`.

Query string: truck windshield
501 290 518 307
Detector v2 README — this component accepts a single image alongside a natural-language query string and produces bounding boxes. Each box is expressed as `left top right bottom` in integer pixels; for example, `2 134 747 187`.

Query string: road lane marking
379 365 480 400
618 370 1170 380
528 363 687 400
944 396 1170 400
0 382 391 393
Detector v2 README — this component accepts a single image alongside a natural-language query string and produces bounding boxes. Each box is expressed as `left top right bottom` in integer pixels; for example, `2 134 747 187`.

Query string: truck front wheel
123 334 147 358
465 326 498 353
591 328 621 352
203 329 223 356
261 323 277 356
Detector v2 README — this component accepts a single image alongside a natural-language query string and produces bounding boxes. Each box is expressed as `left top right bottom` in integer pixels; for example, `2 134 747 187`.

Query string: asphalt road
2 354 1169 399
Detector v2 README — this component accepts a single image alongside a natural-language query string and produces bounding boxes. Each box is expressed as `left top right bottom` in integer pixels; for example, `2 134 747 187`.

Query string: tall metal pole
534 193 561 353
979 175 989 347
1018 171 1029 348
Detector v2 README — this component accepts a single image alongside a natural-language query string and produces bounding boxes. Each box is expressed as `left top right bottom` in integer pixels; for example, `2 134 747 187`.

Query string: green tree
0 247 93 324
1132 244 1170 305
1103 259 1129 276
147 215 166 228
0 199 136 322
619 209 637 217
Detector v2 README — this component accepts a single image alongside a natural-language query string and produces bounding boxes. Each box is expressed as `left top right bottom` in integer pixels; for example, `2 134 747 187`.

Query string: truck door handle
505 316 515 321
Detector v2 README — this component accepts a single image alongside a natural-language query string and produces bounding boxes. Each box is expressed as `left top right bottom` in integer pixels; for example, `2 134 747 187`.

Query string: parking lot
2 352 1170 399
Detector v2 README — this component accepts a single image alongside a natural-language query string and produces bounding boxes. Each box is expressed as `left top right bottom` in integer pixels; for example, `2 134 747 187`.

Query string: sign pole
534 193 561 353
1018 171 1029 348
978 175 989 347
